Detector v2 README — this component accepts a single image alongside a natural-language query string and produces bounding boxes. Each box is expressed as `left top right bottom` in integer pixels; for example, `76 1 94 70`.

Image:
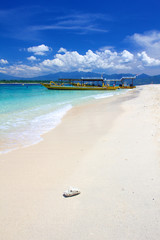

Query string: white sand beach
0 85 160 240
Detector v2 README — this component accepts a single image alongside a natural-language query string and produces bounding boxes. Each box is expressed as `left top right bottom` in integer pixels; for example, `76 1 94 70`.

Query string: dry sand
0 85 160 240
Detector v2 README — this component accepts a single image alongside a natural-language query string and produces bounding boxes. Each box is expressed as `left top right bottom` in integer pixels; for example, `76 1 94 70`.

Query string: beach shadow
63 193 80 198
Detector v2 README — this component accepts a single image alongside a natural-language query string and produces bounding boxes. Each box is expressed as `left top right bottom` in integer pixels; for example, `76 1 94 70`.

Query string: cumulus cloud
27 56 37 61
0 59 8 64
40 49 133 73
3 44 160 77
120 50 134 63
1 48 135 77
27 44 51 55
6 64 42 77
129 31 160 58
58 47 67 53
137 51 160 66
131 31 160 47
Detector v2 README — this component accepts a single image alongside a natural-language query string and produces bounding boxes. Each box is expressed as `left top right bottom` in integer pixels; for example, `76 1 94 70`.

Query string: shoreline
0 82 41 84
0 87 129 155
0 85 160 240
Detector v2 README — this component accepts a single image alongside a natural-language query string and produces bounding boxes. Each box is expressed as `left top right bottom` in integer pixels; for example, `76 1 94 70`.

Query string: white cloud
3 44 160 77
129 31 160 58
0 68 7 73
27 56 37 61
42 58 64 67
3 48 135 77
27 44 51 56
7 64 42 77
99 46 114 51
131 31 160 47
0 59 8 64
58 47 67 53
137 51 160 66
120 50 134 63
30 13 109 34
0 47 131 77
40 49 134 73
114 64 131 70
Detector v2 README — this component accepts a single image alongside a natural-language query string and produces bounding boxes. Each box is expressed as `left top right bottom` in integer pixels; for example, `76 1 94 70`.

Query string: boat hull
119 86 136 89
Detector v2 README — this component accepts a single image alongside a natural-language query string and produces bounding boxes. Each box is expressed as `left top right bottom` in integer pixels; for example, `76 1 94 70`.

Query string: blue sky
0 0 160 77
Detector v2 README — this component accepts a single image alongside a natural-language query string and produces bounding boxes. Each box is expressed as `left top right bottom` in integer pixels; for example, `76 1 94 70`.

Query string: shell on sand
63 187 81 197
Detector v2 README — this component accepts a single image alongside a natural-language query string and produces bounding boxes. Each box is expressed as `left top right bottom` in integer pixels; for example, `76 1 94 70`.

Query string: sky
0 0 160 77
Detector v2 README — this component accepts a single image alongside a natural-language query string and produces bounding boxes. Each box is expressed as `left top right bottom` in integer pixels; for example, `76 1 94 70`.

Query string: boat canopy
59 76 136 82
59 78 104 82
55 76 137 86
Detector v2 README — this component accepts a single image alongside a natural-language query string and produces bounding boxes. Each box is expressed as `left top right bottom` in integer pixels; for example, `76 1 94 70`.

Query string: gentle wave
0 84 131 155
94 93 114 99
81 92 114 100
0 104 72 154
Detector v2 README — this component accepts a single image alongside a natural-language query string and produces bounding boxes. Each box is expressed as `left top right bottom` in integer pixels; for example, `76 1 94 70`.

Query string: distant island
0 71 160 85
0 80 44 84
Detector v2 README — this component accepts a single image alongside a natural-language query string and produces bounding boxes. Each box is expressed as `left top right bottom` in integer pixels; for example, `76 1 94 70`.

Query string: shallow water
0 84 127 153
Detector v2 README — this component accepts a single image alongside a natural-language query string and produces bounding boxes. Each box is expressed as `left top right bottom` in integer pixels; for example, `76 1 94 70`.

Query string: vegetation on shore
0 80 50 84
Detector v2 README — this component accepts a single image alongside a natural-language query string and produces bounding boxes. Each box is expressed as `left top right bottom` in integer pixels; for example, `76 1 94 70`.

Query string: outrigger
41 76 136 90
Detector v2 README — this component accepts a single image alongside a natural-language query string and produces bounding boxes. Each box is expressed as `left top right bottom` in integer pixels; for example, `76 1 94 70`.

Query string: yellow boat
41 78 119 91
41 76 136 90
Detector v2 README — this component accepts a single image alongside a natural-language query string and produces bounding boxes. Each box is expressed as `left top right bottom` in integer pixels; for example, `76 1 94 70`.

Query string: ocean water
0 84 127 154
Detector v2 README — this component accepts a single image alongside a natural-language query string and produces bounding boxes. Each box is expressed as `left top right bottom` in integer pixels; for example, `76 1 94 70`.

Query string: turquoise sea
0 84 127 154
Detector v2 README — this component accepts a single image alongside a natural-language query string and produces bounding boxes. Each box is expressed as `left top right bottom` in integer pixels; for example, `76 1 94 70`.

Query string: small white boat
63 187 81 197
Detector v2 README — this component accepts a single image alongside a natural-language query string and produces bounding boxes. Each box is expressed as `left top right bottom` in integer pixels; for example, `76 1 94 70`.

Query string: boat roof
59 76 136 82
105 79 122 82
120 76 136 80
59 78 104 81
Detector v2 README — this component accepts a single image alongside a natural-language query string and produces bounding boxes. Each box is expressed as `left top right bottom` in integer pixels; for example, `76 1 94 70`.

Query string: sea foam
0 104 72 154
